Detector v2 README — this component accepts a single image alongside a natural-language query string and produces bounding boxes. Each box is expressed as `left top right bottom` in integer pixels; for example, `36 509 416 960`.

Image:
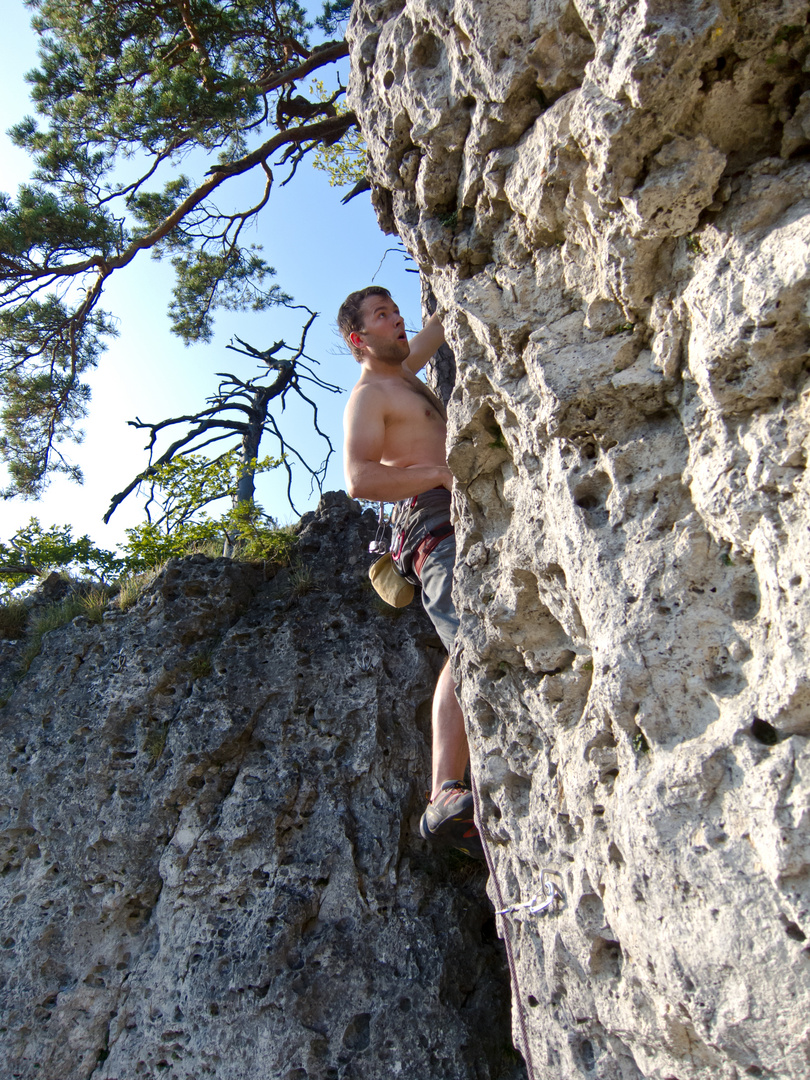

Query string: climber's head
338 287 409 365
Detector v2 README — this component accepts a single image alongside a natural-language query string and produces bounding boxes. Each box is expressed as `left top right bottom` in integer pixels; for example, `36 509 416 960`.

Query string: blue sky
0 3 421 550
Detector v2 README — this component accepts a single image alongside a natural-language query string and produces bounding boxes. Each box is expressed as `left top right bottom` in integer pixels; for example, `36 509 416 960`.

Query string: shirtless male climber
339 286 482 859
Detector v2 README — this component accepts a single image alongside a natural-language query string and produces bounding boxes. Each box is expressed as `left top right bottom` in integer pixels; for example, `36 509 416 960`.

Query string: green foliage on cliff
0 449 298 607
0 518 124 595
121 449 283 569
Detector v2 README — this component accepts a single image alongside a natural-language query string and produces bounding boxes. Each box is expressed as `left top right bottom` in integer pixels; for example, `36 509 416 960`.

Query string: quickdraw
495 869 563 918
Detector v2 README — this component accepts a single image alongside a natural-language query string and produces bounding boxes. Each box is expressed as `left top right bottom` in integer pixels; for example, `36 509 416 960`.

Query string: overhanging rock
349 2 810 1077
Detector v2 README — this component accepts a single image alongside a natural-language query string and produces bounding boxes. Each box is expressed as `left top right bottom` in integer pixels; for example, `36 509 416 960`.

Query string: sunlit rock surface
0 494 521 1080
350 2 810 1076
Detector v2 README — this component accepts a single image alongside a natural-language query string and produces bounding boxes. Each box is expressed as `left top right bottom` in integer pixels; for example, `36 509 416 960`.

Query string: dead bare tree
104 308 342 541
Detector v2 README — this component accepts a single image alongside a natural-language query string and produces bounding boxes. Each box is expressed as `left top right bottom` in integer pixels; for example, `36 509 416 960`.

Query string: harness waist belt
411 523 454 579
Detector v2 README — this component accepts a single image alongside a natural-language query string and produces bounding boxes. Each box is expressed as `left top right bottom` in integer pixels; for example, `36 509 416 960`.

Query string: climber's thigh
418 534 459 655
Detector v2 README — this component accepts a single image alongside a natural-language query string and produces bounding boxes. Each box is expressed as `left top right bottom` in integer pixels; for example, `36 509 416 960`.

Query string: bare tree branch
104 309 342 523
257 39 349 92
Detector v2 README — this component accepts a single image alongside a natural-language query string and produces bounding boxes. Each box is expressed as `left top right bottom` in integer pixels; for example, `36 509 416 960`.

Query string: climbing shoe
420 780 484 860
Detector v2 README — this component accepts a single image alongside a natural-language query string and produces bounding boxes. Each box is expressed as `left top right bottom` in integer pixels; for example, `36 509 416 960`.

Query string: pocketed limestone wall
349 2 810 1076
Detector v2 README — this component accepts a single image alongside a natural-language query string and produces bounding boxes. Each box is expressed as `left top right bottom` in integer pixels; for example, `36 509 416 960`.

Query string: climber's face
350 295 410 366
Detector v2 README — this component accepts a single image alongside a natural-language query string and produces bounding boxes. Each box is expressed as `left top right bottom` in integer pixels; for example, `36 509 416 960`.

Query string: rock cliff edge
0 495 521 1080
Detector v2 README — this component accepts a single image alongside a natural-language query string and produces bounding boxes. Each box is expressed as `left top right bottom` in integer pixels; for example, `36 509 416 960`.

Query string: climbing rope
471 775 563 1080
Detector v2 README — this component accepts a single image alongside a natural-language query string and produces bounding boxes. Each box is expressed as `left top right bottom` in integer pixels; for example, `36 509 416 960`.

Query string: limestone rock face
350 2 810 1077
0 494 521 1080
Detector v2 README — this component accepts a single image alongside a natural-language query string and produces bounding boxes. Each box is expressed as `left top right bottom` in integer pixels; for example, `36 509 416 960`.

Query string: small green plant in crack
188 653 213 679
720 551 735 567
686 235 703 256
17 597 86 674
288 562 315 598
241 523 298 566
371 595 405 618
774 24 804 45
606 322 635 336
488 423 508 451
632 731 650 754
116 565 166 612
437 208 458 230
143 723 169 766
446 846 488 876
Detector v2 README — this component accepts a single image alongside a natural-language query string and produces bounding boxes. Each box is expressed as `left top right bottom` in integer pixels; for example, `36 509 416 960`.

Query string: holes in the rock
573 471 612 526
480 915 498 945
781 916 807 942
542 563 568 592
383 70 395 90
632 727 650 754
587 730 617 751
574 472 611 511
550 649 577 673
477 704 498 737
732 589 760 621
608 842 625 867
577 892 604 930
410 32 443 69
557 814 577 845
751 718 779 745
527 995 539 1007
504 769 531 811
579 1039 595 1070
590 936 623 978
699 49 740 90
342 1013 371 1052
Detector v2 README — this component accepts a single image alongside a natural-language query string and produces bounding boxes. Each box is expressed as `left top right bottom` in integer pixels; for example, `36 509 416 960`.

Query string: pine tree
0 0 356 498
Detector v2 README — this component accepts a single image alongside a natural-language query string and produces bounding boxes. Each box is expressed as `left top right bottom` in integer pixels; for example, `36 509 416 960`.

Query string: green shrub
18 597 85 674
116 565 166 612
287 562 314 597
0 601 28 639
80 587 112 624
239 523 299 566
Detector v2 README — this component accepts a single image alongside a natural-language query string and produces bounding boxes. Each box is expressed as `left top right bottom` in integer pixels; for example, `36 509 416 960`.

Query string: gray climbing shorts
417 532 459 654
